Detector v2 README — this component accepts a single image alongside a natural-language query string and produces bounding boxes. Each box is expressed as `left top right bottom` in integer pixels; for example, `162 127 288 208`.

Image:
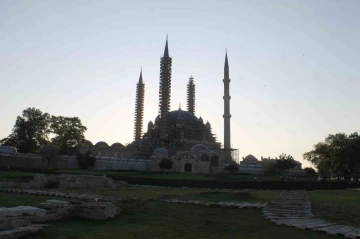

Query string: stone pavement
263 191 360 239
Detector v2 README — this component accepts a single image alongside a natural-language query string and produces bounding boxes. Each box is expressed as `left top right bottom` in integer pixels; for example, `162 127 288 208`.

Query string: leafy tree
50 116 87 155
1 108 88 155
304 132 360 180
275 153 297 176
77 152 97 169
159 159 173 170
0 108 50 153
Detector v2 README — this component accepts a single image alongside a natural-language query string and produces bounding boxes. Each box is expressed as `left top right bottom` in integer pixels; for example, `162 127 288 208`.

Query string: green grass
0 170 37 180
56 169 216 180
0 169 312 182
45 186 280 203
309 190 360 228
0 195 336 239
0 192 63 207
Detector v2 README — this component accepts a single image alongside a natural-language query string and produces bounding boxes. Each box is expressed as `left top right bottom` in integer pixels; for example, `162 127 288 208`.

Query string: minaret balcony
223 96 231 100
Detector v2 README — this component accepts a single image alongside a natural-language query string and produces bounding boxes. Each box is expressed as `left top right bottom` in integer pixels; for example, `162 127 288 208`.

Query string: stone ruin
0 199 121 238
0 174 127 238
22 173 128 190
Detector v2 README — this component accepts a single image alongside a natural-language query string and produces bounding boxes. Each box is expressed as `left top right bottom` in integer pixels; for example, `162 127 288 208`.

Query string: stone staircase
263 191 360 238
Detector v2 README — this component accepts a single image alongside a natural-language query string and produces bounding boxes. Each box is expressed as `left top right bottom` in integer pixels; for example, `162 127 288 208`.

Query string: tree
304 167 317 177
50 116 87 155
275 153 297 176
77 152 97 169
304 132 360 180
159 159 173 170
0 108 50 153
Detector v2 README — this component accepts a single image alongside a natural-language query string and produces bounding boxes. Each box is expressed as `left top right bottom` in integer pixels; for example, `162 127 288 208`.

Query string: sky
1 0 360 168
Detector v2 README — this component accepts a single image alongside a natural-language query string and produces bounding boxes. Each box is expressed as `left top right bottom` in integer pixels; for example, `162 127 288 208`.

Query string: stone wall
0 155 68 169
0 155 46 169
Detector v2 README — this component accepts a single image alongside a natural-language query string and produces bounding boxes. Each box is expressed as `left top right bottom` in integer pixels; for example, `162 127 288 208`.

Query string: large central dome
168 109 199 122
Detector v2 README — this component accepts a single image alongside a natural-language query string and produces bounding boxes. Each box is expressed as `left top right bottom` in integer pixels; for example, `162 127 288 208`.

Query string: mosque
79 37 238 173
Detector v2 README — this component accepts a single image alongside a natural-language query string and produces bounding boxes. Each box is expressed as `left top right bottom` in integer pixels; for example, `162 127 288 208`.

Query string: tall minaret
187 76 195 115
134 68 145 141
158 36 172 139
223 50 231 153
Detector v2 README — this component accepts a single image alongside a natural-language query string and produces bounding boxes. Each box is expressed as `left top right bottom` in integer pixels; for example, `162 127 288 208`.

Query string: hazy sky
1 0 359 167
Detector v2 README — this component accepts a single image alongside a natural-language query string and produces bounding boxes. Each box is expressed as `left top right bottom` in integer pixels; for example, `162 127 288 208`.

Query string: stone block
0 206 46 218
76 202 118 220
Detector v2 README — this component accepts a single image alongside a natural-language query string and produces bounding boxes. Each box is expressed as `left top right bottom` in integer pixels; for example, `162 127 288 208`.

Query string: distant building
78 36 239 173
239 154 302 170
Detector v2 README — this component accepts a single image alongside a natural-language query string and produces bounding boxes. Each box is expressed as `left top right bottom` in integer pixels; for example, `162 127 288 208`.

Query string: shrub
224 164 239 172
76 152 97 169
39 144 59 167
159 159 173 170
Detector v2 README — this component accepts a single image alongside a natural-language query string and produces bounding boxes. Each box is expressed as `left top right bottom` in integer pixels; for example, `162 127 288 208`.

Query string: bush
39 144 59 166
224 164 239 172
76 152 97 169
105 175 360 190
159 159 173 170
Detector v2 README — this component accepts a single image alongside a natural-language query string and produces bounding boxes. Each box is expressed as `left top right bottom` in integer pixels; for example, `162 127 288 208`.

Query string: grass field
45 187 281 203
309 190 360 228
0 192 338 239
0 169 295 182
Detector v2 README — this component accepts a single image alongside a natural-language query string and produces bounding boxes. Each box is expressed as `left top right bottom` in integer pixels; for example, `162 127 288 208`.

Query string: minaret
223 50 231 155
134 68 145 141
158 36 172 139
187 76 195 115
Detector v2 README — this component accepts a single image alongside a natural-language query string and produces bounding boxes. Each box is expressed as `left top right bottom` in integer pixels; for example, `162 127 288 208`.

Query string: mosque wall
0 155 45 169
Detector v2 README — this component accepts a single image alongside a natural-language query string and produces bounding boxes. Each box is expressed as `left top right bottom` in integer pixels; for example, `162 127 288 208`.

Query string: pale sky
1 0 360 168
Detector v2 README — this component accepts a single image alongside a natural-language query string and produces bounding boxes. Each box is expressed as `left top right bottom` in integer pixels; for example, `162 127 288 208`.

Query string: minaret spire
164 35 169 57
139 67 143 84
158 36 172 140
223 50 232 162
187 75 195 115
224 49 229 79
134 68 145 141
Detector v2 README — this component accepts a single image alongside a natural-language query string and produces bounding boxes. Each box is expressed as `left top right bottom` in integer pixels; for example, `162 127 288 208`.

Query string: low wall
93 159 147 171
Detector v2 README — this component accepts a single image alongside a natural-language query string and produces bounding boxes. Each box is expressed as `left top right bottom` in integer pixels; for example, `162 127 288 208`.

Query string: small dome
95 141 109 148
154 147 168 155
82 140 93 146
190 144 209 152
148 120 154 126
168 110 199 122
243 154 258 163
151 147 168 159
111 142 124 149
